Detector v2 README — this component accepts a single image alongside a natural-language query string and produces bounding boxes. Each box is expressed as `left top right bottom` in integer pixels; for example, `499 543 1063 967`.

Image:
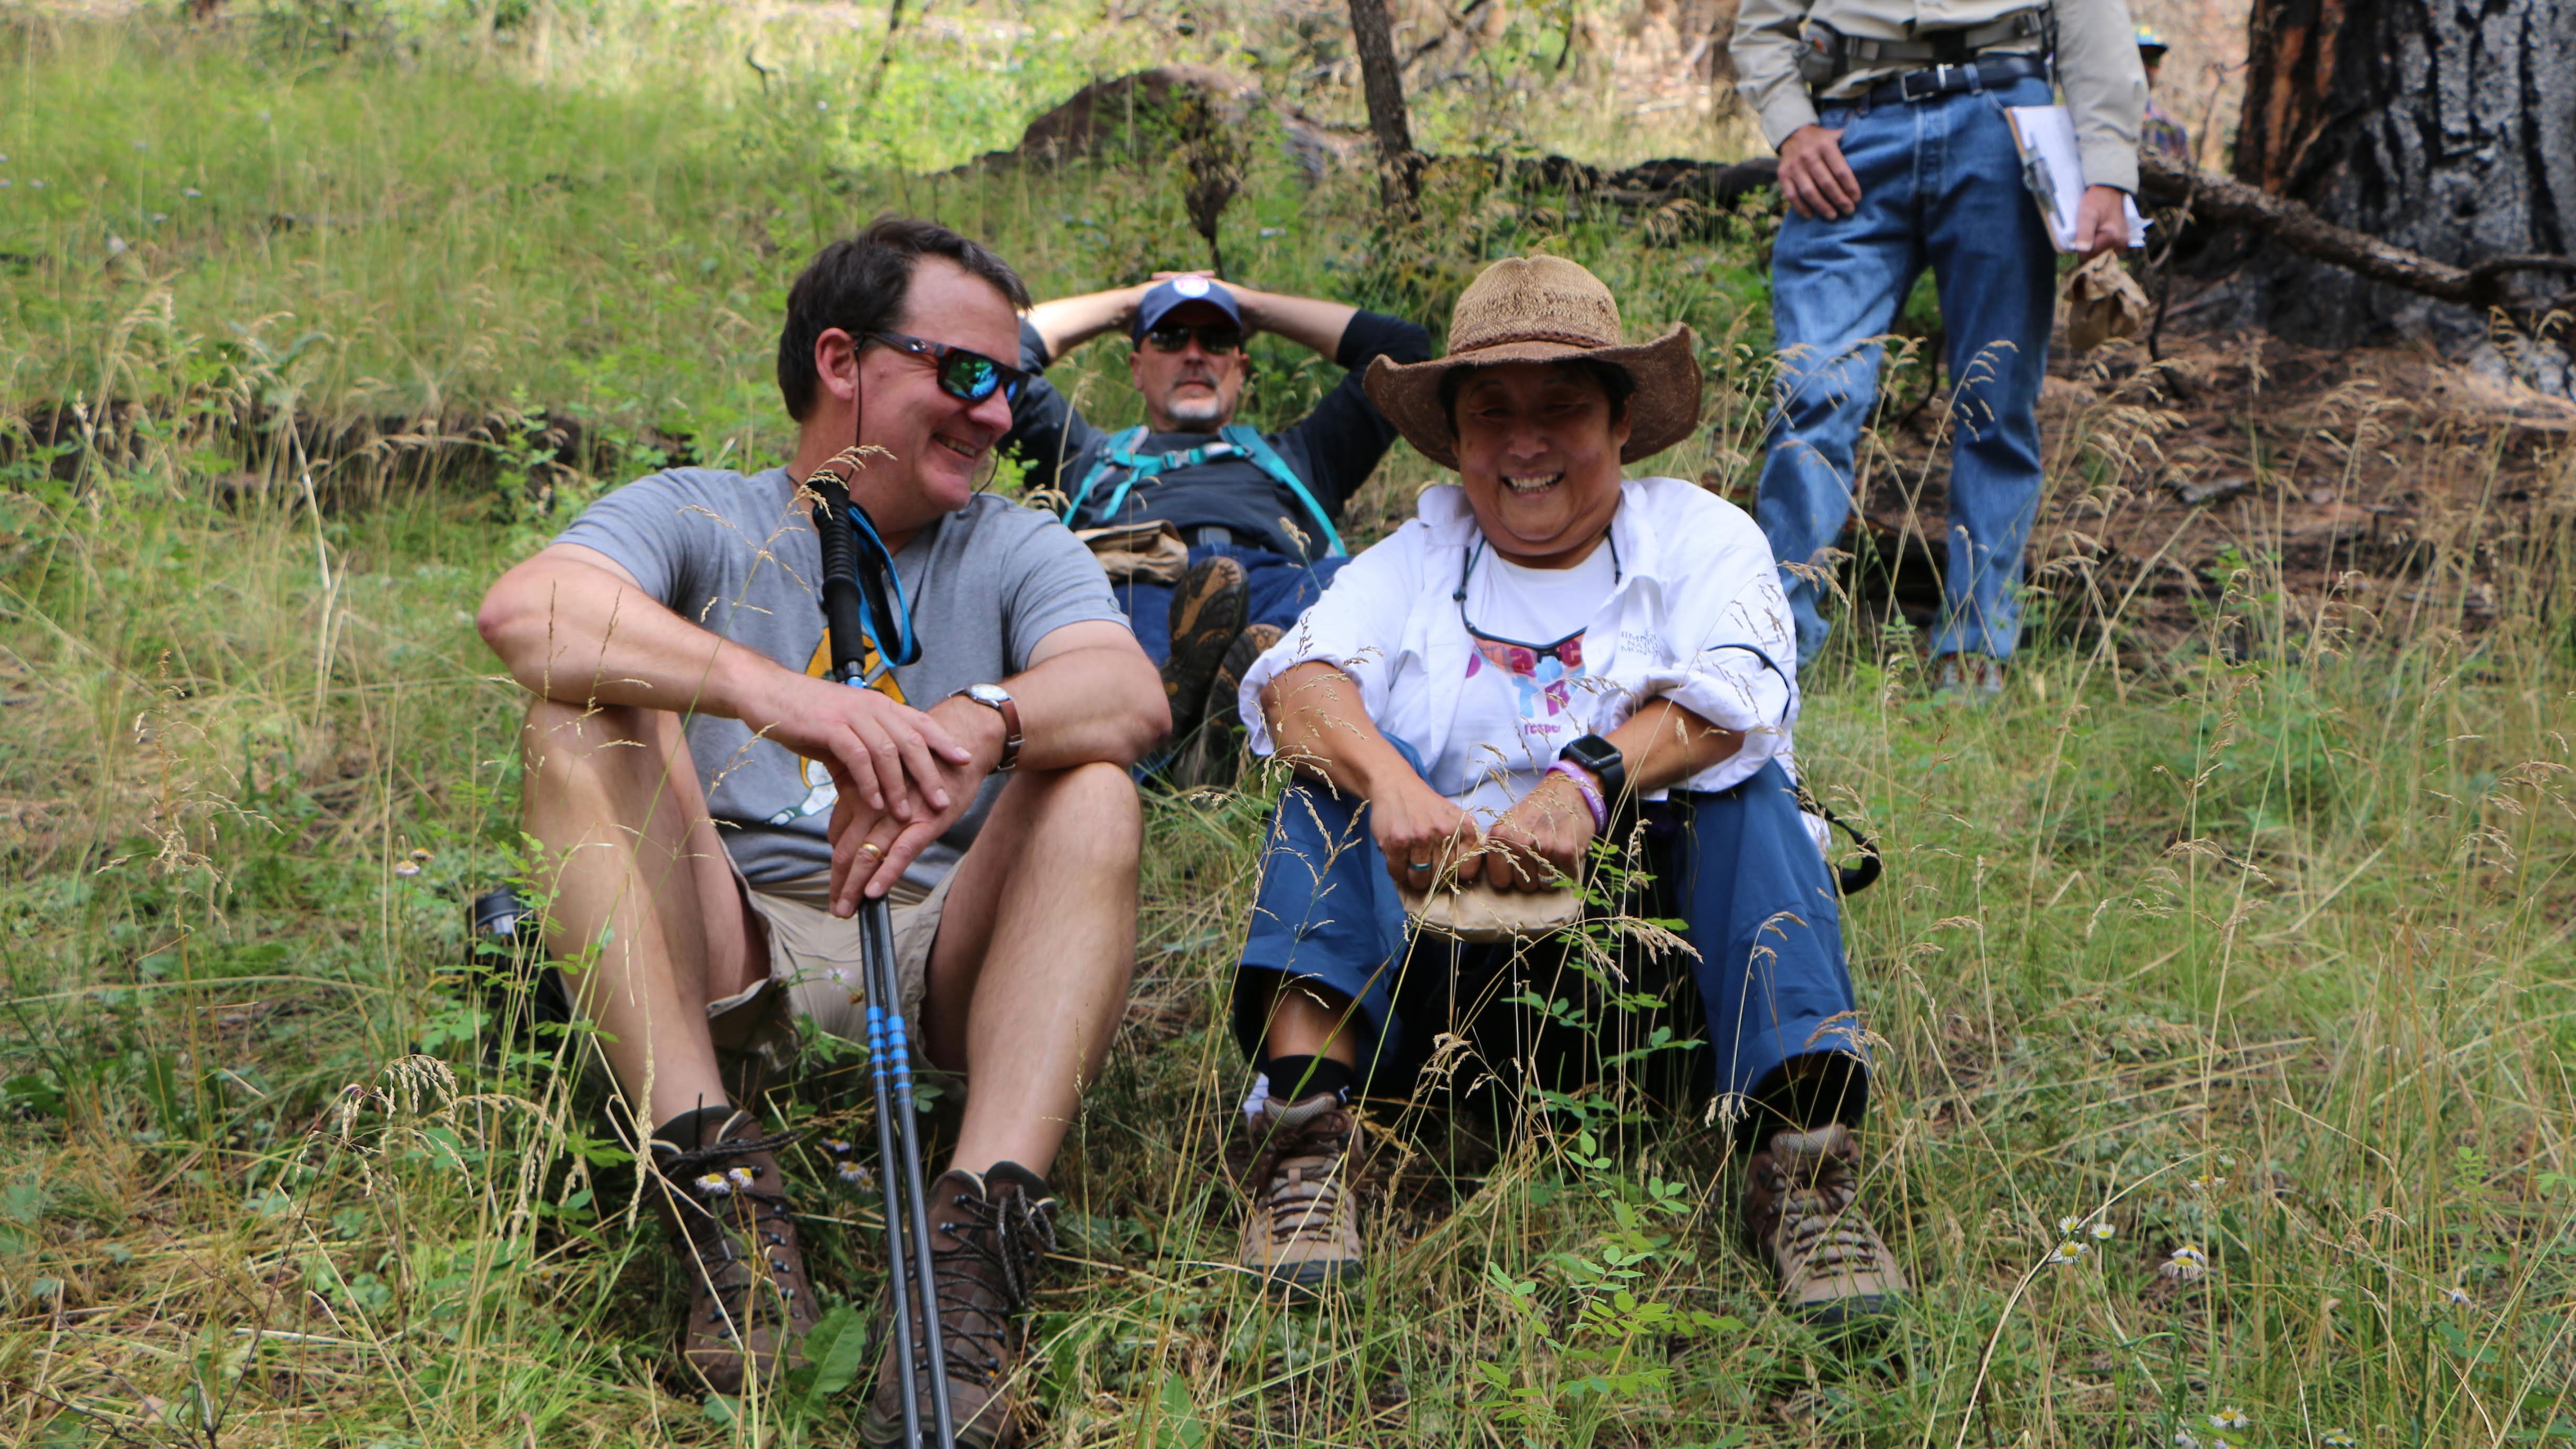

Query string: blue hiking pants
1233 753 1869 1145
1755 74 2059 664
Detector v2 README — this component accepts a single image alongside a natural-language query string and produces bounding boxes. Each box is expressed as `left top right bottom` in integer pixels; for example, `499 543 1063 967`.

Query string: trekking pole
809 460 957 1449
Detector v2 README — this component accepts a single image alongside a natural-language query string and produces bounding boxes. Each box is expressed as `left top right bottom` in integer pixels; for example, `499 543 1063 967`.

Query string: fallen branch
2134 150 2576 311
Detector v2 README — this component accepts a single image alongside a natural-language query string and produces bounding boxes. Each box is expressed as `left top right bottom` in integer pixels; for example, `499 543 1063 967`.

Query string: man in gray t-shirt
477 219 1168 1423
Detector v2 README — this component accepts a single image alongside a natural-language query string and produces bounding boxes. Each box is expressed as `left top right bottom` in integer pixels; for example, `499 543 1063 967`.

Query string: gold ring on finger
858 842 885 860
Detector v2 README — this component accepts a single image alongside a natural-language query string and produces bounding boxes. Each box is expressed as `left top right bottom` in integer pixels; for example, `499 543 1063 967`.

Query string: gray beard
1165 395 1227 430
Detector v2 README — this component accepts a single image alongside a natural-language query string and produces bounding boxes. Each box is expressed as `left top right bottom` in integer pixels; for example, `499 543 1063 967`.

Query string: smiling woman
1210 255 1904 1324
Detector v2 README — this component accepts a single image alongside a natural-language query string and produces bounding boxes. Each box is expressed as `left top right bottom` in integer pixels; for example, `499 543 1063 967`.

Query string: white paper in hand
2005 105 2148 252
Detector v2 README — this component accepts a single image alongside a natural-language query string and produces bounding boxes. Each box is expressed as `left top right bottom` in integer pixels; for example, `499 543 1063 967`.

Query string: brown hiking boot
1161 555 1249 738
649 1107 820 1395
1172 623 1280 791
861 1162 1059 1449
1238 1090 1363 1298
1743 1123 1906 1328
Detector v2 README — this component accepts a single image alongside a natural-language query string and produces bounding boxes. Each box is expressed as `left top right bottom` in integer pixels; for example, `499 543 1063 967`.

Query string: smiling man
476 218 1165 1440
1003 275 1429 784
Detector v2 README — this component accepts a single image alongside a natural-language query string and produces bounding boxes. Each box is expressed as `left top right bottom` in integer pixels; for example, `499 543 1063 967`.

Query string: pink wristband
1547 761 1609 832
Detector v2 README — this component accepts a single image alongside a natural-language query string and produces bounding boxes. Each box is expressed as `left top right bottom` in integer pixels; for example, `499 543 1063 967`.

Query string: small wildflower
150 211 167 222
2212 1409 2250 1431
2323 1432 2356 1448
2214 1438 2236 1449
31 179 45 188
837 1160 872 1187
183 187 202 198
2090 1222 2115 1241
824 1138 853 1156
133 139 148 150
695 1171 733 1196
725 1166 757 1191
2161 1244 2210 1282
2438 1285 2473 1307
817 99 830 111
393 860 421 877
2059 1214 2083 1234
2046 1240 2091 1265
2174 1431 2203 1449
410 847 433 862
1 180 12 189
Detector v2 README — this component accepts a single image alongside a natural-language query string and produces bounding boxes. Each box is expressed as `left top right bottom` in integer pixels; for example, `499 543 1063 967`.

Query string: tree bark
2231 0 2576 344
1346 0 1422 218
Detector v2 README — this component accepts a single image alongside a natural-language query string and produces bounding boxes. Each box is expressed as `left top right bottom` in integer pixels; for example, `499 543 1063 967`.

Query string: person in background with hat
2136 26 2191 159
1734 0 2144 695
1216 256 1900 1326
1003 275 1431 783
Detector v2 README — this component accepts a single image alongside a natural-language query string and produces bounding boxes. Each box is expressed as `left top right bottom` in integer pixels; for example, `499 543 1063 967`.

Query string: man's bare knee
1027 760 1141 844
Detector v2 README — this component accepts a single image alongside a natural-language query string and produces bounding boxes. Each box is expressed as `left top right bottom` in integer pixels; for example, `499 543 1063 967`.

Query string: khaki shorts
709 868 954 1046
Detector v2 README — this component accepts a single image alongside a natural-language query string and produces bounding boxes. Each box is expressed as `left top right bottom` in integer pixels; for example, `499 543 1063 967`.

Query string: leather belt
1863 53 2048 106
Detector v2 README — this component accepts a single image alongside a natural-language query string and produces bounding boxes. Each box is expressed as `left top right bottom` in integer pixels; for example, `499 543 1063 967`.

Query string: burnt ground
1713 327 2576 667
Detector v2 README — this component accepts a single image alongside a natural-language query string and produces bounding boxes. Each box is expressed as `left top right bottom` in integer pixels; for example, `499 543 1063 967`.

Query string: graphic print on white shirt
1436 542 1618 818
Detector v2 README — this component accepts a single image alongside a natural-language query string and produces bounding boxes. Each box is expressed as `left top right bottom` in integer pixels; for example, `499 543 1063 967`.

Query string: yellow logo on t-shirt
772 630 907 823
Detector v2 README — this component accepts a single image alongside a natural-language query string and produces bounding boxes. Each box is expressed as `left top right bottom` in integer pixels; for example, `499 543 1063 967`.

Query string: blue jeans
1115 542 1348 668
1756 76 2058 664
1233 751 1868 1144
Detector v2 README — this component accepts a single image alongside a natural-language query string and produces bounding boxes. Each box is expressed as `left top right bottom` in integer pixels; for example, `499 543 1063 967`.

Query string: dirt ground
1752 320 2576 665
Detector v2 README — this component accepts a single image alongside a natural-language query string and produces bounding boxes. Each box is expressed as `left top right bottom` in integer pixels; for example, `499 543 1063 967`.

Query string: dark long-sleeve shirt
1001 309 1433 561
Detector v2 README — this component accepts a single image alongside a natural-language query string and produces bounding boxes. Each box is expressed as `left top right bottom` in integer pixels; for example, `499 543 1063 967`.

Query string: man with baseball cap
1003 274 1431 784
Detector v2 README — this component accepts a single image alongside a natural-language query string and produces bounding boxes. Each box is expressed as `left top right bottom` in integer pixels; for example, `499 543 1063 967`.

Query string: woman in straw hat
1219 256 1902 1326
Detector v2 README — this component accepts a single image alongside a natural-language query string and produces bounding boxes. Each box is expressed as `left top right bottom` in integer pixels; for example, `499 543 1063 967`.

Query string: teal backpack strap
1222 424 1347 558
1060 426 1150 527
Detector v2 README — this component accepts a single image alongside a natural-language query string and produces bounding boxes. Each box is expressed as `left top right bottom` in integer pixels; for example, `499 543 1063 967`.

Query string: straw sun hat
1363 255 1701 470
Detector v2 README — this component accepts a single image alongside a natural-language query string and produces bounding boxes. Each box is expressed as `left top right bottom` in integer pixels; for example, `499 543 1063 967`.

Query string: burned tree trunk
2231 0 2576 345
1346 0 1422 218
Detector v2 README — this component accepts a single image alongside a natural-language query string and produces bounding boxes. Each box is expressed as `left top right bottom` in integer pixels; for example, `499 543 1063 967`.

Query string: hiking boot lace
927 1182 1058 1381
1761 1159 1888 1277
660 1129 803 1336
1252 1103 1353 1247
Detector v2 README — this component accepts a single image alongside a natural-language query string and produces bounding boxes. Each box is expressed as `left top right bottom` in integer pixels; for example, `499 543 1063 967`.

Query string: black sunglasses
1142 323 1245 356
868 331 1029 405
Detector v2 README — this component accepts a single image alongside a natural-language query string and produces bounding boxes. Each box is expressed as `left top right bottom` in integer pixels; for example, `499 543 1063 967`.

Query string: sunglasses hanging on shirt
805 447 921 688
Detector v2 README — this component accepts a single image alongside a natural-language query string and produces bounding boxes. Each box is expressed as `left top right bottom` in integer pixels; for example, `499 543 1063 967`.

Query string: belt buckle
1900 65 1946 102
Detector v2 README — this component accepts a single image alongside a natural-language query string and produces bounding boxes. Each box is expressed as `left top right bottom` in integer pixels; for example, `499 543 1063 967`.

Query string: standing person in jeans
1004 275 1431 781
1733 0 2143 693
476 218 1164 1441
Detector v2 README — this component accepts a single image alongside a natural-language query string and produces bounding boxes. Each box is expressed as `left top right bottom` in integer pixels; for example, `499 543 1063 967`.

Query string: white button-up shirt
1238 476 1802 803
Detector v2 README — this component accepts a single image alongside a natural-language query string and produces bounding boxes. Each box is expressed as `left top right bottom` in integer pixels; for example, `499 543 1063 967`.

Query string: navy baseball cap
1133 275 1243 340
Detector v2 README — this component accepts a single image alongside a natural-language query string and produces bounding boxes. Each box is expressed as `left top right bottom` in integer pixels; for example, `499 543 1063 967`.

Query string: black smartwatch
1558 734 1627 814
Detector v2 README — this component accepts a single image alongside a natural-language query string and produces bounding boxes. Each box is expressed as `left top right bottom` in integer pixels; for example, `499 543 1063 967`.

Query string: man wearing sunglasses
1003 273 1430 784
476 217 1163 1439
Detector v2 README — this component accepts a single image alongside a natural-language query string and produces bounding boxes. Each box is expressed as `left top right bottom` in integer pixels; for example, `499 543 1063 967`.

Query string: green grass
4 5 2573 1447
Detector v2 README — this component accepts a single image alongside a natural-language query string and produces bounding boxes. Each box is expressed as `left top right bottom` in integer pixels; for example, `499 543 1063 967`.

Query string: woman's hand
1370 773 1484 894
1478 770 1598 892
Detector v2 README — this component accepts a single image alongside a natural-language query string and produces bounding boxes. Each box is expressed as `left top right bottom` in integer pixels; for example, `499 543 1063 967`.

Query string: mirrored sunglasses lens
1199 328 1244 354
941 355 1000 401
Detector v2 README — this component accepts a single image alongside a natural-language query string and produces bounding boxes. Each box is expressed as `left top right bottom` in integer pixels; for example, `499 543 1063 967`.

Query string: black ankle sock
1265 1055 1354 1103
651 1103 739 1158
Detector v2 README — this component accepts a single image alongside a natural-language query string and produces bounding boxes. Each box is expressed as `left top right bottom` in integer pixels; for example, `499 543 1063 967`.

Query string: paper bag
1074 520 1189 584
1398 881 1583 944
2063 250 2151 352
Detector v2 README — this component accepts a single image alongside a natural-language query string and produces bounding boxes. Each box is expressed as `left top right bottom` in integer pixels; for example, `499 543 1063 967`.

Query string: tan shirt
1731 0 2145 192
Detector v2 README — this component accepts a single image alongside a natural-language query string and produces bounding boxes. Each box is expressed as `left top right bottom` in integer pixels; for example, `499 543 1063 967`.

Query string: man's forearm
1025 288 1145 360
991 644 1170 771
1232 288 1357 358
479 555 786 724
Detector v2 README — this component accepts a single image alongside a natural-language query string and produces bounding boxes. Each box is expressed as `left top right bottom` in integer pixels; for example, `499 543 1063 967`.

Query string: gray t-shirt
554 467 1126 889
